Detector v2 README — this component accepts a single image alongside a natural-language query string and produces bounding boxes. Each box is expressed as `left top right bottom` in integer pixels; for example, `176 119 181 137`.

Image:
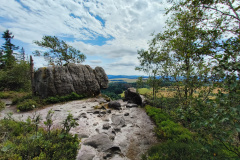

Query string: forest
0 0 240 159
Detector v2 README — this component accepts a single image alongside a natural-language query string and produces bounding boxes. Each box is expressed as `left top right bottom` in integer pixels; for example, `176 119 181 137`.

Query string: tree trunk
30 55 35 95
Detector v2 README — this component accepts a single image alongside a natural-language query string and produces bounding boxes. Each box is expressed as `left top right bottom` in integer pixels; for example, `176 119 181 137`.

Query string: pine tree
1 30 19 68
19 47 26 61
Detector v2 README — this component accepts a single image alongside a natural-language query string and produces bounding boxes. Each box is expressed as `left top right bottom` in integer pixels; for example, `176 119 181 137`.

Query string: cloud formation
0 0 169 75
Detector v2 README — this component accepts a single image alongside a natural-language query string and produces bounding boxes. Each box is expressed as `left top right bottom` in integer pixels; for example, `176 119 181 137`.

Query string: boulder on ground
108 101 121 110
83 133 113 151
103 123 111 130
33 63 108 98
111 115 125 127
124 88 142 106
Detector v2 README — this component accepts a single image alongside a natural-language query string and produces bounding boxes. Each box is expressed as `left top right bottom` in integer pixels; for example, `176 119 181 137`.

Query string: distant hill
108 75 148 79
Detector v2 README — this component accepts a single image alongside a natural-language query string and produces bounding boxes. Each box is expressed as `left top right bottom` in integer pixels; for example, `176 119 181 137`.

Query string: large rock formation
33 64 108 98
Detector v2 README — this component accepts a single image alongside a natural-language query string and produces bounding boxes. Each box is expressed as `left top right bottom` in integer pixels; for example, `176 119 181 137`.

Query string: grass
131 86 225 99
0 91 30 99
138 88 152 95
109 78 139 83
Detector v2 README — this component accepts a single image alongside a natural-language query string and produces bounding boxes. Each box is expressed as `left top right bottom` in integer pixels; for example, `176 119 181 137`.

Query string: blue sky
0 0 168 75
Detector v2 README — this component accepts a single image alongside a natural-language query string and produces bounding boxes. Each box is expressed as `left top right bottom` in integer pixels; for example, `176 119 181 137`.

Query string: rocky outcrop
124 88 142 106
33 64 108 98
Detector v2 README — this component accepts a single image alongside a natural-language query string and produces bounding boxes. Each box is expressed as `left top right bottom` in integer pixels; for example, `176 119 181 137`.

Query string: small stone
102 118 109 122
78 134 89 138
79 113 87 118
83 106 86 108
95 128 99 133
77 153 94 160
113 127 121 132
93 111 100 114
103 123 111 130
107 110 111 114
93 122 98 126
124 113 129 116
101 111 106 114
126 103 138 108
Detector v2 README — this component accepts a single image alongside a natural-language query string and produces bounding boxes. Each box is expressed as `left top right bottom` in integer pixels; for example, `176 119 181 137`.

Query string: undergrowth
5 92 86 112
0 111 80 160
143 105 235 160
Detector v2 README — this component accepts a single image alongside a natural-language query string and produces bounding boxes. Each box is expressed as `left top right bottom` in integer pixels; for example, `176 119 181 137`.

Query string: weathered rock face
124 88 142 106
34 64 108 98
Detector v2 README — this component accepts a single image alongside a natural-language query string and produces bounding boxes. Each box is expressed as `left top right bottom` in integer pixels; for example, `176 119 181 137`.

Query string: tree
164 0 240 157
1 29 19 68
149 10 214 106
135 49 167 106
0 48 4 69
19 47 26 61
33 36 86 66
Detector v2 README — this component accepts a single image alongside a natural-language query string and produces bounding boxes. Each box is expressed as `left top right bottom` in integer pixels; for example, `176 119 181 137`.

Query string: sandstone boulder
83 133 113 151
124 88 142 106
108 101 121 110
33 64 108 98
111 115 125 127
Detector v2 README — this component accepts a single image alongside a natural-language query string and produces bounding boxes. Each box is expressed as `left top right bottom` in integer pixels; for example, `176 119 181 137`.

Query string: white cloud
0 0 169 75
90 60 102 64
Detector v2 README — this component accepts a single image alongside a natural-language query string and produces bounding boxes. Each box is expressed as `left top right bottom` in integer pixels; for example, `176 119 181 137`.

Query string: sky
0 0 169 75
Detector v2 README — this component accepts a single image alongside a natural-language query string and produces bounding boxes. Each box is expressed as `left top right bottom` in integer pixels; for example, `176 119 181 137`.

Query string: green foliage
135 50 165 105
144 105 235 159
11 92 85 112
44 92 86 104
145 105 171 123
0 112 80 160
0 61 31 91
142 141 208 160
44 109 54 135
1 29 19 69
0 100 5 111
33 36 86 66
145 105 192 142
17 99 38 111
101 82 138 100
61 113 79 134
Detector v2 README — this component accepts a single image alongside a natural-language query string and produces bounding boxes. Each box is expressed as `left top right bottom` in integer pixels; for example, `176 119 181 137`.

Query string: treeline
101 79 174 100
101 82 138 100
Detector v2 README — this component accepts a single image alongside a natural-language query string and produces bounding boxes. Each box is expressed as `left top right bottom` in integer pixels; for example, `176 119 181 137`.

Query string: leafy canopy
34 36 86 66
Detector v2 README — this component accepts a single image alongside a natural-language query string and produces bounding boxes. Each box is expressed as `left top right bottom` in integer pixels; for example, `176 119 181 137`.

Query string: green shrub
0 61 31 92
44 92 86 104
146 105 193 142
155 120 193 142
0 113 80 160
12 93 32 105
0 100 5 111
17 99 38 111
142 140 216 160
0 91 29 99
145 105 171 122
